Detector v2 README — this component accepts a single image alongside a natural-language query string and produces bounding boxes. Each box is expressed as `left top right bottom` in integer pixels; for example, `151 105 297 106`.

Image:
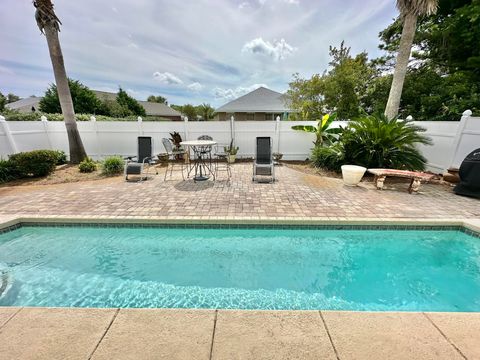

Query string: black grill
454 148 480 199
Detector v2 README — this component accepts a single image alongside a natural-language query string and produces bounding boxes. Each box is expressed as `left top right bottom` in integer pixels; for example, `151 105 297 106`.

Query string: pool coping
1 215 479 235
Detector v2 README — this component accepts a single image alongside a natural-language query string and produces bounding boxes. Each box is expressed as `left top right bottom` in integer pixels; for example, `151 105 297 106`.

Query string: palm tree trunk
44 25 87 163
384 13 417 120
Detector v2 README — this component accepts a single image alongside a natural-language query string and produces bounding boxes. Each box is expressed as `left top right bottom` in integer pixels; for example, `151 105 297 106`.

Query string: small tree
116 88 146 116
39 79 106 114
0 92 6 112
180 104 197 120
147 95 168 104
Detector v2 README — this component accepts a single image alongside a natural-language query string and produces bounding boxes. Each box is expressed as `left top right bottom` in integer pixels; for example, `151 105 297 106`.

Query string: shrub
52 150 67 165
102 156 124 175
9 150 58 177
311 114 432 171
311 144 344 171
3 112 169 122
78 158 97 173
0 159 19 183
342 114 431 170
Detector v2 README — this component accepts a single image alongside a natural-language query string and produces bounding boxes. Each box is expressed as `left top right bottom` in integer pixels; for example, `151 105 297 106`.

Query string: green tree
0 92 6 112
39 79 106 114
287 42 375 120
33 0 86 163
384 0 439 119
116 88 146 116
6 93 20 103
178 104 197 120
147 95 168 104
197 103 215 121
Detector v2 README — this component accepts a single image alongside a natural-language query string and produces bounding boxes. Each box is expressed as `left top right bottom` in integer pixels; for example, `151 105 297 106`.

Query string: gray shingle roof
6 97 41 112
215 87 291 113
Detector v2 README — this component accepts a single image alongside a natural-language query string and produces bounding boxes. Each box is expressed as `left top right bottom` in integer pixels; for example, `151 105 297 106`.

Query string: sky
0 0 397 107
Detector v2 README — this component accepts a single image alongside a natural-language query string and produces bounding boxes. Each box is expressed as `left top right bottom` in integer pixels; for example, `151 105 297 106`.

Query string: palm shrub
292 113 341 146
312 114 431 171
102 156 124 175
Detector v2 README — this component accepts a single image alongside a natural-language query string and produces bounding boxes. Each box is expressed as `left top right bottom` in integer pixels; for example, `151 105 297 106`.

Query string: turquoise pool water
0 225 479 311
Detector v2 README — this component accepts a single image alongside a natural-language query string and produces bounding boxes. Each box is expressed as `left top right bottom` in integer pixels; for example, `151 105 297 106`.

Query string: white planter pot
341 165 367 186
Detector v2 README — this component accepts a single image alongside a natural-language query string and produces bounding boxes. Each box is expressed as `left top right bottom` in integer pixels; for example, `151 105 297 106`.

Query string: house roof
6 96 41 112
5 91 182 117
215 87 291 113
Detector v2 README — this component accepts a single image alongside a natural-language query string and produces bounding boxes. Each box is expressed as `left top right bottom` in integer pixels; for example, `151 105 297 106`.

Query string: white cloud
242 38 297 61
238 2 250 9
153 71 184 85
212 83 268 101
187 82 204 92
284 0 299 4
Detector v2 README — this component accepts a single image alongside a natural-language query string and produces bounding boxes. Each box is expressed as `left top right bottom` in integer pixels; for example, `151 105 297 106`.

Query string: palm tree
33 0 87 163
198 103 215 121
384 0 438 120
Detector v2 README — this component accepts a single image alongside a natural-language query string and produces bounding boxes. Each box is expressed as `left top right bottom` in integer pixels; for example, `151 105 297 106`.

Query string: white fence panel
0 113 478 171
413 121 459 173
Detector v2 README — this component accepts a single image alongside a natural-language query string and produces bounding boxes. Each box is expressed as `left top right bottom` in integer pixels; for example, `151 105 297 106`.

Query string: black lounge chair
124 136 158 181
252 137 275 183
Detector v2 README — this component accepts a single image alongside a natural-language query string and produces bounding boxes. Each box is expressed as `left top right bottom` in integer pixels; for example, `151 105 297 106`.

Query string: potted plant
169 132 184 160
273 152 283 164
224 140 239 163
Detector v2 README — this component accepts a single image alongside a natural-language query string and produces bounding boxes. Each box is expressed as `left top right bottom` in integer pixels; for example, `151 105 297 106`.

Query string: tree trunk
44 25 87 163
384 13 417 120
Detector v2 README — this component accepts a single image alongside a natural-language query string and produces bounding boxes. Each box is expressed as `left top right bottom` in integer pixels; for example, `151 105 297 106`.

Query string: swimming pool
0 224 479 311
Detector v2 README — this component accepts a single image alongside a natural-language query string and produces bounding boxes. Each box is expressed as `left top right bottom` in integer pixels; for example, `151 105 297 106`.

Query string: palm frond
396 0 439 17
33 0 61 34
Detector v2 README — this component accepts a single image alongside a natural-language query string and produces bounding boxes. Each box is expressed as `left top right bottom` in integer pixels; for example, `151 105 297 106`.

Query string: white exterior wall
1 112 479 173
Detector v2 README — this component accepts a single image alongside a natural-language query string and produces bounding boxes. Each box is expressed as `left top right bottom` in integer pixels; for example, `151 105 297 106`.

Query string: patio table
180 140 217 182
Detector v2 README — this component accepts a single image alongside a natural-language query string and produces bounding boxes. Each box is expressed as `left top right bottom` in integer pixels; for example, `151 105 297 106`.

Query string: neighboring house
5 96 41 113
215 87 293 121
5 91 182 121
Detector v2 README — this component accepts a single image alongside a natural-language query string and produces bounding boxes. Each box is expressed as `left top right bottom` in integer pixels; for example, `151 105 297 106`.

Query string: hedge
3 112 171 122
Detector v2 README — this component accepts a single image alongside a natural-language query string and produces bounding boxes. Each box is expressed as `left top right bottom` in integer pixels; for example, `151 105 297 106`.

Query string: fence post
449 109 472 169
40 115 52 150
90 116 100 160
0 115 18 154
137 116 143 136
275 115 281 154
184 116 189 140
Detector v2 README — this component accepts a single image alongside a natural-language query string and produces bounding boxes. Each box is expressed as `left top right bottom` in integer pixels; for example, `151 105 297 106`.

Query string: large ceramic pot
341 165 367 186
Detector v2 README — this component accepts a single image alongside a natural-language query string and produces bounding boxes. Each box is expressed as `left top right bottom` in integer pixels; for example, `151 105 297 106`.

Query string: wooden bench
367 168 435 194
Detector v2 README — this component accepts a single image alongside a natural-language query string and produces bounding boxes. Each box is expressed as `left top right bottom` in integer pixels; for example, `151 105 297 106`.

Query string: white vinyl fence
0 111 479 173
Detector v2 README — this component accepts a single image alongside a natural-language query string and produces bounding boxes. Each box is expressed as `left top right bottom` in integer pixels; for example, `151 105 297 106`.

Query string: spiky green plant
342 114 432 170
292 113 341 147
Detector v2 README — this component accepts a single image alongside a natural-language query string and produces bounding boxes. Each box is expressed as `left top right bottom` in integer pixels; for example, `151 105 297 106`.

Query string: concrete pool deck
0 307 479 359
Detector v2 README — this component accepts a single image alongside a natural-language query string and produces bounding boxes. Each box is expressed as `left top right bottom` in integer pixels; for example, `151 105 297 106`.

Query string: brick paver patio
0 163 478 220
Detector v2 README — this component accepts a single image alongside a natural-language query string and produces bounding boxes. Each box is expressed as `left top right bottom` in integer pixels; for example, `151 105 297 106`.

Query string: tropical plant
291 113 341 147
33 0 87 163
102 156 124 175
169 132 183 149
197 103 215 121
312 114 432 171
224 139 239 155
52 150 67 165
78 157 97 173
384 0 439 119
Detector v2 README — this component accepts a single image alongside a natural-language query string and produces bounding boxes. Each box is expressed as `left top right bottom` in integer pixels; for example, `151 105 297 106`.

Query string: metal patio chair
124 136 158 181
252 137 275 183
162 138 186 181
